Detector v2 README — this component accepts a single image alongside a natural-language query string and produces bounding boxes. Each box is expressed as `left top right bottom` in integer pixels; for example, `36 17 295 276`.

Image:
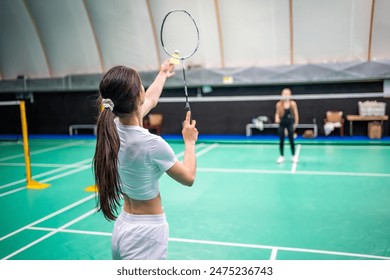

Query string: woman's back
116 121 176 201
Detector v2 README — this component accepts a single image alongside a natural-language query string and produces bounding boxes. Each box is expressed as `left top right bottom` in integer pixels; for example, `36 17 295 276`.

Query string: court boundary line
291 144 301 173
0 143 211 170
270 248 278 260
23 227 390 260
0 143 210 191
0 143 216 197
2 165 388 197
0 163 82 168
197 167 390 178
0 140 98 147
175 143 206 158
28 226 112 237
0 143 212 169
0 142 23 146
0 164 92 197
212 144 390 150
0 158 92 190
0 141 85 161
196 143 219 156
0 143 220 259
0 142 216 235
1 141 388 260
2 209 97 260
0 194 96 242
0 187 26 198
170 237 390 260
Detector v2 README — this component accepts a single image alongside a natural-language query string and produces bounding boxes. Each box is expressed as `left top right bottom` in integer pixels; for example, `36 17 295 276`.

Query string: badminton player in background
93 59 198 260
275 88 299 164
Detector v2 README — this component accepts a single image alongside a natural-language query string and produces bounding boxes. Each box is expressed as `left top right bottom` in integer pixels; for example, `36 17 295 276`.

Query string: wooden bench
346 115 388 136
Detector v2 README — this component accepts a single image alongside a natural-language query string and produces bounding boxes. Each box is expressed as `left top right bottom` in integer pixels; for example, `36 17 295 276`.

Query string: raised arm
166 111 198 186
141 60 175 117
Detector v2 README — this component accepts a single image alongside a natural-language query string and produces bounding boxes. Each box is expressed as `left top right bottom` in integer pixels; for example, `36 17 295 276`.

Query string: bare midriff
122 193 163 215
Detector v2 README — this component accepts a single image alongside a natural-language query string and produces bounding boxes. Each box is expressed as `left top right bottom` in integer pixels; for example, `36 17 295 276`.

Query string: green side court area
0 137 390 260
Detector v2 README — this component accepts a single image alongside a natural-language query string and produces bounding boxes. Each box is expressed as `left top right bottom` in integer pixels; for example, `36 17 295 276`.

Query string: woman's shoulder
146 133 175 158
145 132 168 147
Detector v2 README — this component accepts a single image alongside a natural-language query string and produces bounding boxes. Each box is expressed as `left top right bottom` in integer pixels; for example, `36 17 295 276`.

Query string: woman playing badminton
93 60 198 260
275 88 299 164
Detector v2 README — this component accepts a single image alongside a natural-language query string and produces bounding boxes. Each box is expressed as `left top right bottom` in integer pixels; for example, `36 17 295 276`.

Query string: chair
324 111 344 136
143 113 163 135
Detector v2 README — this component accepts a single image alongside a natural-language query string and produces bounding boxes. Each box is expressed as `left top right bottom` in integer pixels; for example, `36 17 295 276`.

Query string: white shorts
111 211 169 260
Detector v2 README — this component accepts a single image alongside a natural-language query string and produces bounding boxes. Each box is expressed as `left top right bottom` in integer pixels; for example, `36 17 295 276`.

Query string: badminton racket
160 10 200 112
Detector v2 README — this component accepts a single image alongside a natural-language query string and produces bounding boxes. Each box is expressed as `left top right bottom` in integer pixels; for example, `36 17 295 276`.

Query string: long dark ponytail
93 66 141 220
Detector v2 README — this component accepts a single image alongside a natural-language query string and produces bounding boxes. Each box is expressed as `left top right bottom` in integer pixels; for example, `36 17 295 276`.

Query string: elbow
184 175 196 187
150 98 158 109
185 180 195 187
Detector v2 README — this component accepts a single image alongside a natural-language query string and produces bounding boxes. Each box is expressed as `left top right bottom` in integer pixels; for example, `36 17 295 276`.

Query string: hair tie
102 98 114 111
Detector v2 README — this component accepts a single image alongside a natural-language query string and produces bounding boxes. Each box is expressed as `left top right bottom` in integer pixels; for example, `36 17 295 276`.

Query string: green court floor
0 138 390 260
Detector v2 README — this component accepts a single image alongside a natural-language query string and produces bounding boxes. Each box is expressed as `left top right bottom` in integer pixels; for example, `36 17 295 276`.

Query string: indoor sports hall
1 0 390 262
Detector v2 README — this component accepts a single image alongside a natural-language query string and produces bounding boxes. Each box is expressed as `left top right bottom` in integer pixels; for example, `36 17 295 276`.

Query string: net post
83 103 100 193
19 100 50 190
84 185 98 192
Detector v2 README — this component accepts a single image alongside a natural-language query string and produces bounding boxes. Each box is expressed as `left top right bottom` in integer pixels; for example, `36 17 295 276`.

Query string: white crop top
115 119 177 200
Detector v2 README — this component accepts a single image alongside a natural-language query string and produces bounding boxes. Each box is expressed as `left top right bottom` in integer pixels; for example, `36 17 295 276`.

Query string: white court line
291 144 301 173
175 143 206 158
0 162 84 168
0 140 96 147
0 158 92 190
0 143 213 195
0 187 26 198
0 142 218 256
197 143 390 150
0 143 212 228
0 141 85 161
23 227 390 260
0 165 92 198
211 144 277 149
197 167 390 178
300 145 390 150
0 142 22 146
174 143 218 159
28 226 111 237
0 143 207 192
169 237 390 260
2 208 97 260
196 143 219 156
0 194 96 242
39 165 91 183
270 248 278 260
295 170 390 177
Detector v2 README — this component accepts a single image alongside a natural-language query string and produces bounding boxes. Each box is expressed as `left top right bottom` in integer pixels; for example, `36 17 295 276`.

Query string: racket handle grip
185 102 192 121
185 102 191 112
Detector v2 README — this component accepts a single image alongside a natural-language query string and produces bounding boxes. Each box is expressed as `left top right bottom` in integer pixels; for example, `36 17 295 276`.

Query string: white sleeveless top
115 119 177 200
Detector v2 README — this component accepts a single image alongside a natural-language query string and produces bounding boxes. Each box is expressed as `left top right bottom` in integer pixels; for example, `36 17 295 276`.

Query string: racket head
160 10 200 61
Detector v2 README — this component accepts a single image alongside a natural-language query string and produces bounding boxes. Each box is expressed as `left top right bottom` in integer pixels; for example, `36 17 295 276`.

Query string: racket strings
161 10 199 60
160 10 199 112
